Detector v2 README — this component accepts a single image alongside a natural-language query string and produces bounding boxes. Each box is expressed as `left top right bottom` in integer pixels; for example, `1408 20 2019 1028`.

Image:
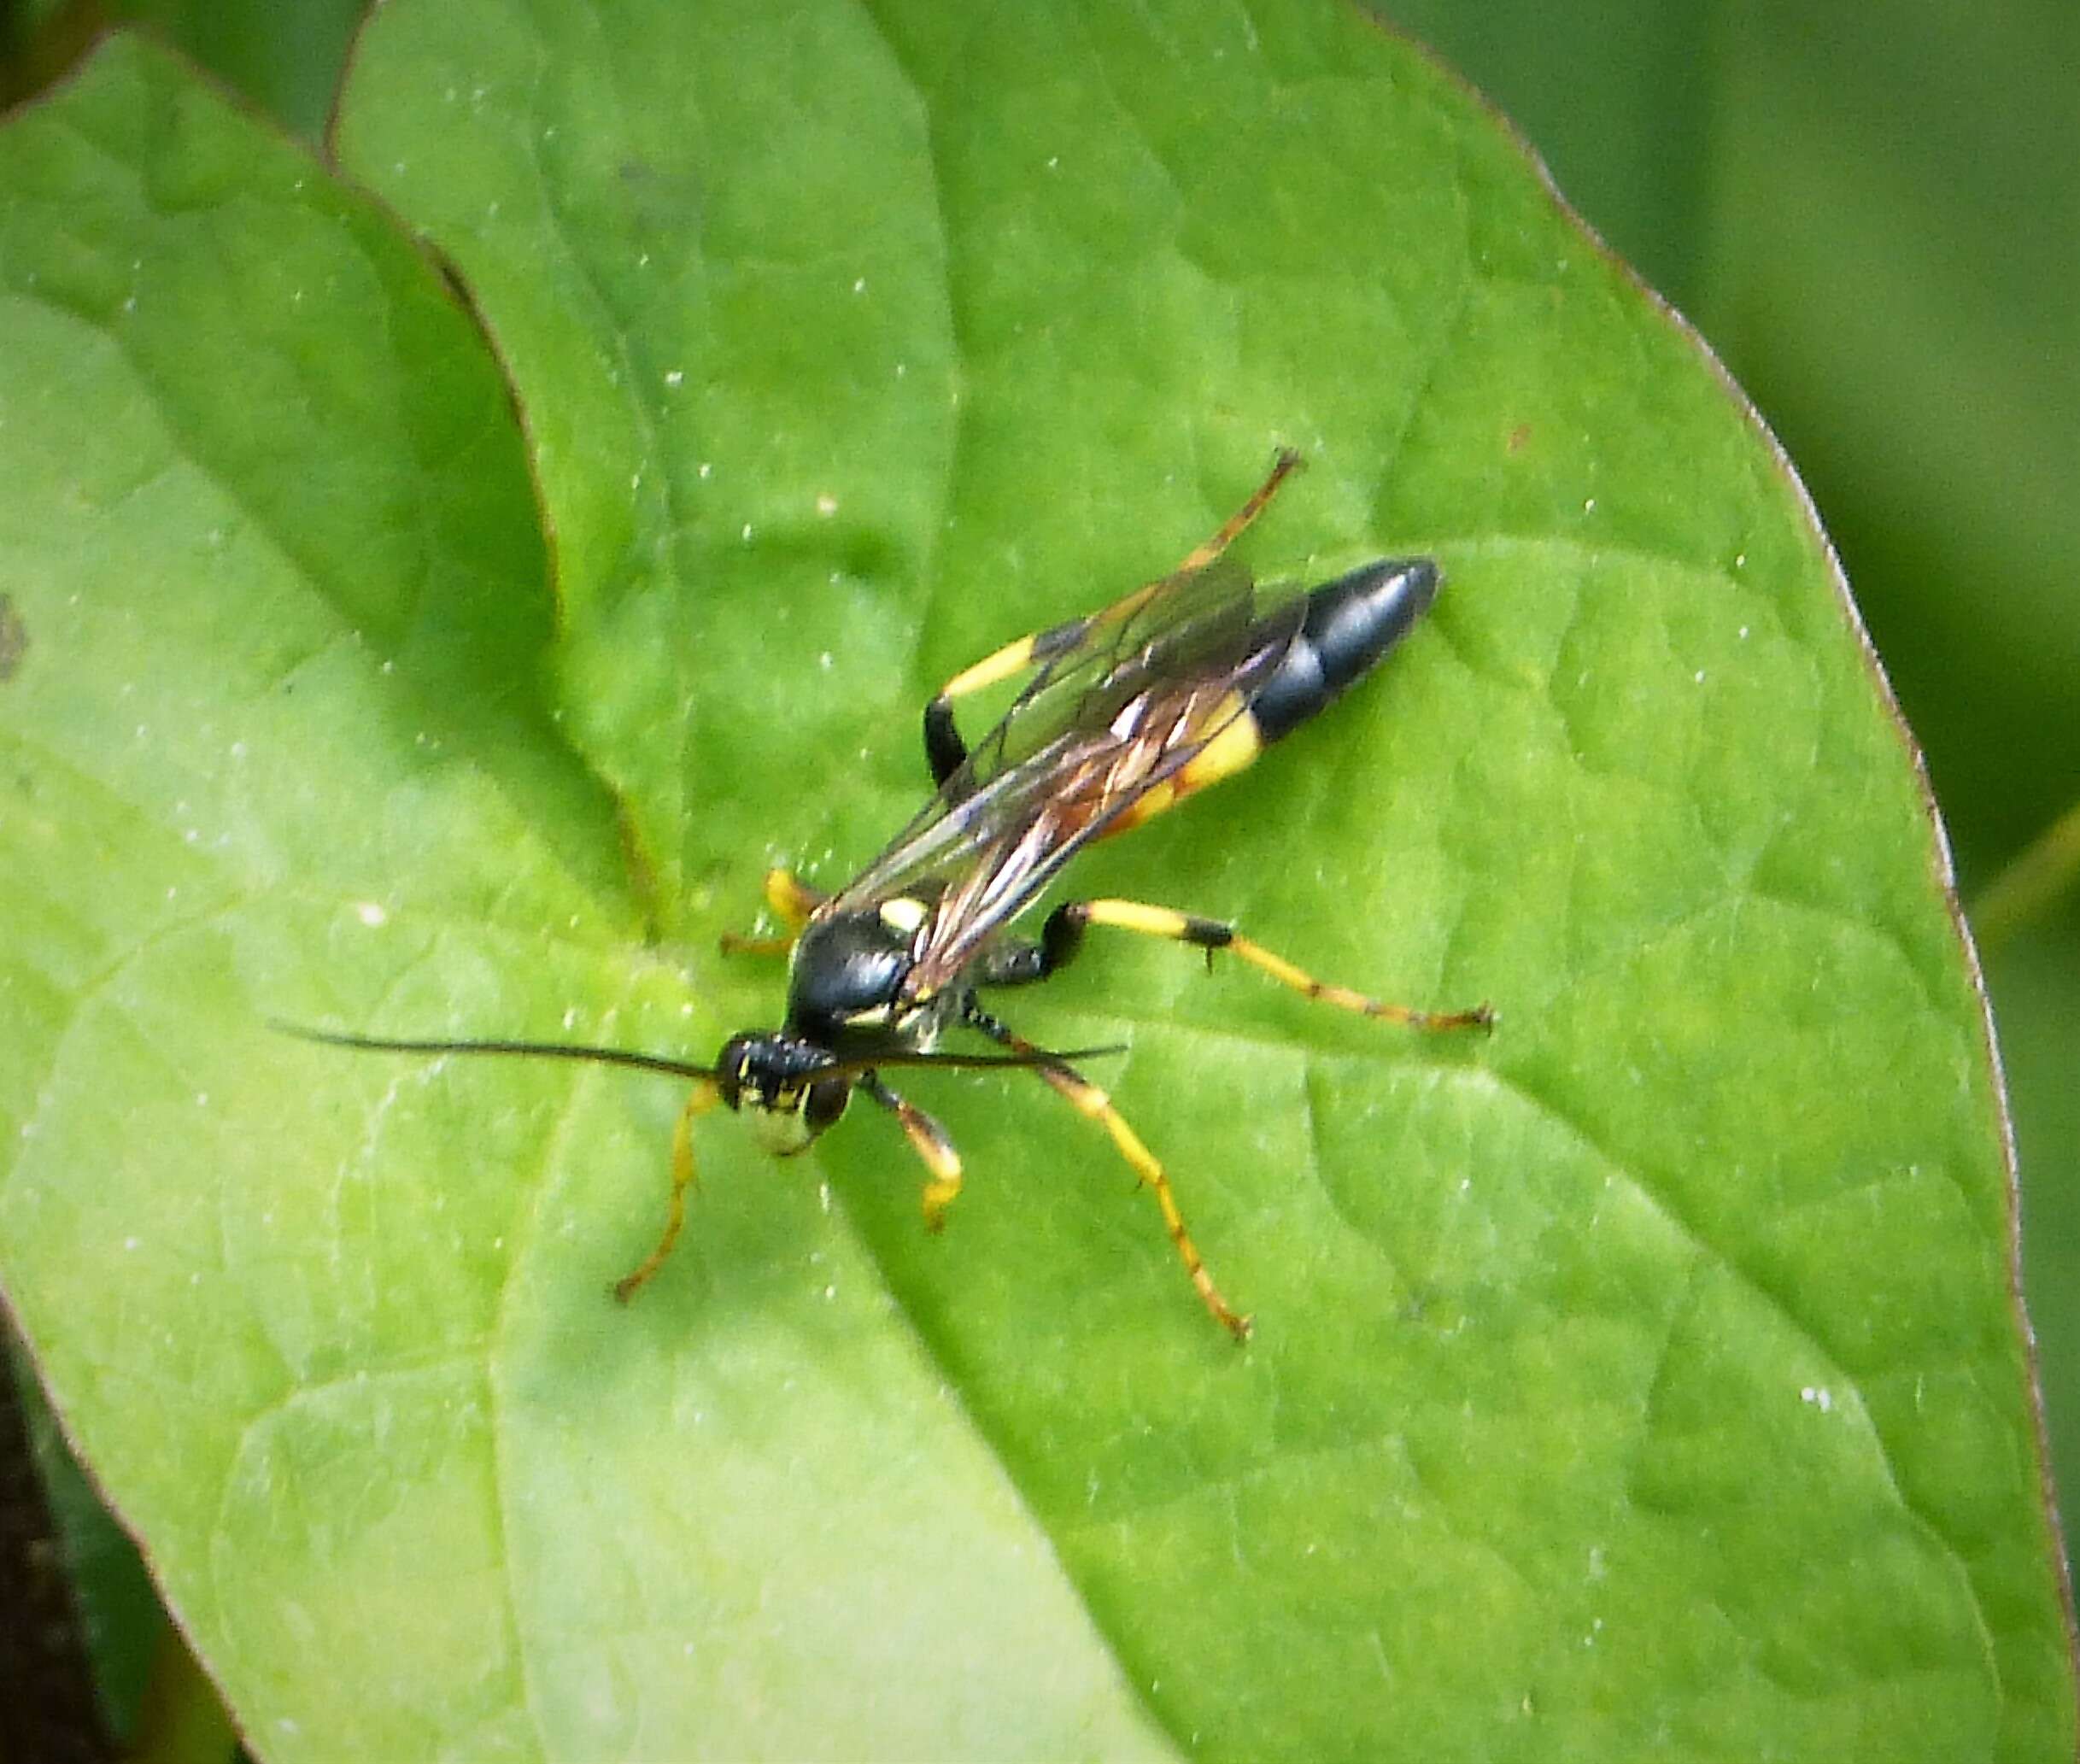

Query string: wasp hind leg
862 1076 964 1231
613 1079 722 1303
1040 898 1494 1032
964 1004 1250 1342
1168 446 1304 577
719 866 828 958
922 449 1304 787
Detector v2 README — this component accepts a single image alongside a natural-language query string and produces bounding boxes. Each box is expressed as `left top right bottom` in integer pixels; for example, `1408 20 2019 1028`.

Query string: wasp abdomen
1250 558 1439 744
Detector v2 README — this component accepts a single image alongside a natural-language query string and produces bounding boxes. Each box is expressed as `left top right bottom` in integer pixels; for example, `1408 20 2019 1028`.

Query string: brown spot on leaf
0 596 25 683
1506 422 1532 456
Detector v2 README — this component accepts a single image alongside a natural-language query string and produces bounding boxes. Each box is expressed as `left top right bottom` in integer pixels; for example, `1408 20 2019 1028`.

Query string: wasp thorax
786 907 920 1045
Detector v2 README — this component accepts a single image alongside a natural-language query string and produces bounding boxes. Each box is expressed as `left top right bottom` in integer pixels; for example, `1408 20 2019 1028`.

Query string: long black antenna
272 1023 1122 1082
816 1045 1123 1079
272 1023 724 1083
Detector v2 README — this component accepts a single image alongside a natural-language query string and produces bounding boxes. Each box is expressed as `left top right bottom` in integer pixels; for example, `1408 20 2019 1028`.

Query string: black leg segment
923 698 967 788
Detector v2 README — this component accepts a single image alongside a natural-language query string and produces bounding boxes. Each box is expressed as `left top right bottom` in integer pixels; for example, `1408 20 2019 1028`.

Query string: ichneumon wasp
284 451 1491 1339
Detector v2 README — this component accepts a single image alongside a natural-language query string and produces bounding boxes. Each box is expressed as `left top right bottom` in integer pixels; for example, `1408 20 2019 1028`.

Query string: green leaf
108 0 366 142
1 10 2070 1763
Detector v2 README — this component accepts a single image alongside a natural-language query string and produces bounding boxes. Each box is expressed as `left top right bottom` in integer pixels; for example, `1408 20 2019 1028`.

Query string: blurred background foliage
2 0 2073 1751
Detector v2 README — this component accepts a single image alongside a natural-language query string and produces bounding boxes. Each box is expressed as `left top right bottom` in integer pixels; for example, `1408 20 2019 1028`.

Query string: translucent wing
835 556 1310 992
840 555 1258 903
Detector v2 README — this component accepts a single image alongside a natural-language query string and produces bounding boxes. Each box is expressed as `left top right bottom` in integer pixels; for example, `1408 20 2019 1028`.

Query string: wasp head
715 1031 853 1155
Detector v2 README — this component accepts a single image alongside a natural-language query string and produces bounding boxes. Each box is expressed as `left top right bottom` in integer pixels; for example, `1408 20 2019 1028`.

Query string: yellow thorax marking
879 895 929 936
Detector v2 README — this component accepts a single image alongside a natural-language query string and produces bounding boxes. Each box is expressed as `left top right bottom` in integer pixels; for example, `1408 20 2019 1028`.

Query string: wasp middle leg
922 449 1304 786
613 1079 722 1303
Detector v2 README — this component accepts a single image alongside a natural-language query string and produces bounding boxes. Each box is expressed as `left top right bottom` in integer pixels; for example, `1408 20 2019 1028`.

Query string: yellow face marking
747 1093 817 1154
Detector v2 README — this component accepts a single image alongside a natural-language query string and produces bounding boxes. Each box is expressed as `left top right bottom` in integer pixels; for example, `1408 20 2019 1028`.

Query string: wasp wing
835 555 1310 993
840 554 1263 904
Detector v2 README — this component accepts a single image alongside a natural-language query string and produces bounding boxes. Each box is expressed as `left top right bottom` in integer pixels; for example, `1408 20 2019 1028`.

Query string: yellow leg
933 449 1304 706
718 933 794 957
763 866 823 927
719 867 825 957
1043 1062 1251 1341
1073 898 1494 1032
966 1017 1247 1340
1169 446 1303 577
613 1080 720 1303
865 1080 964 1231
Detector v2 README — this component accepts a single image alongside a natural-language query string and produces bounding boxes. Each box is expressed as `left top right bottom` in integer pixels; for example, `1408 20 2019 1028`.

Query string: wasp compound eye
803 1075 852 1134
715 1035 758 1110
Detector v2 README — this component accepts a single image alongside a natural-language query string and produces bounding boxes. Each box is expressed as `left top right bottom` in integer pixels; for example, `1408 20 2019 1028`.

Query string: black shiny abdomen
1249 558 1439 744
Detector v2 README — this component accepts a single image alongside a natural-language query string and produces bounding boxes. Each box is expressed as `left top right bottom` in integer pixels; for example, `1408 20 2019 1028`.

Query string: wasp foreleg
862 1075 964 1230
613 1078 722 1303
